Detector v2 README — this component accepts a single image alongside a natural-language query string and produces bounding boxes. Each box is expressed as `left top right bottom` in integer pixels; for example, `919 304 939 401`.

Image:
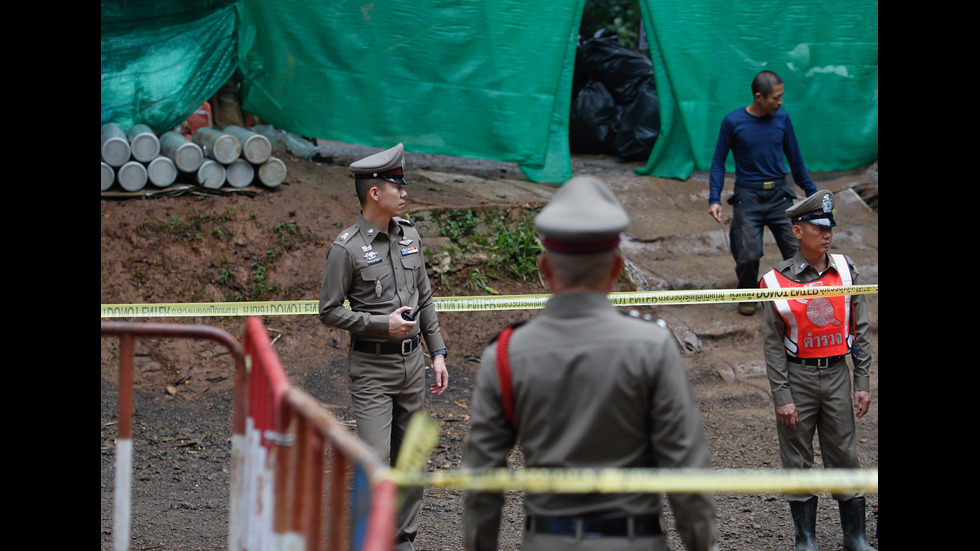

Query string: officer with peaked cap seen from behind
760 190 875 551
318 143 449 551
463 175 718 551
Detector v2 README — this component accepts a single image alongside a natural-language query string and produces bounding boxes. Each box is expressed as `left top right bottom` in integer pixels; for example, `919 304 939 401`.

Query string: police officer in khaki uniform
760 191 874 551
462 176 718 551
318 143 449 551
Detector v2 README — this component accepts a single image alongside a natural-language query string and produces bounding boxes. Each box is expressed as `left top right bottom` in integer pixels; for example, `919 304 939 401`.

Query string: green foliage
439 209 479 245
466 269 491 293
487 212 543 282
218 268 235 284
248 259 278 299
273 221 307 251
580 0 642 50
436 207 544 285
149 207 239 241
222 257 279 302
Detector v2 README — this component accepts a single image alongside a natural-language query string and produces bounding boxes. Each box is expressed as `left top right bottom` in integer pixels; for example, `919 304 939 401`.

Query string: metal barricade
102 318 395 551
101 321 247 551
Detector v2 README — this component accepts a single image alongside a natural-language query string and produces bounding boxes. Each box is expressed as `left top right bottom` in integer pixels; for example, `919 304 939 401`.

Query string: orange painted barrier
241 317 395 551
102 319 395 551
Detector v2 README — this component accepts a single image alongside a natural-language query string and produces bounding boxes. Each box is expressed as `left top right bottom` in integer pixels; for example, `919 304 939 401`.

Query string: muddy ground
100 143 878 551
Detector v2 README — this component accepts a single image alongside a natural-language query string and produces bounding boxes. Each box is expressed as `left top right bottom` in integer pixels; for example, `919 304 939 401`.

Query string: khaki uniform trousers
776 359 862 502
348 346 425 549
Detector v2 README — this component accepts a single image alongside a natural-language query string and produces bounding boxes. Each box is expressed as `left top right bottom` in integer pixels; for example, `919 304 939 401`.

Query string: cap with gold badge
786 190 836 227
534 176 630 254
349 143 407 185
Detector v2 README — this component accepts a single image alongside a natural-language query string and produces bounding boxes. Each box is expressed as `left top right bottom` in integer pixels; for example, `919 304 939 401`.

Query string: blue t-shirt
709 107 816 205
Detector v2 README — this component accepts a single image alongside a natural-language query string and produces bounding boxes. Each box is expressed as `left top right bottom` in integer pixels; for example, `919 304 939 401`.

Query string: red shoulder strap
496 326 516 424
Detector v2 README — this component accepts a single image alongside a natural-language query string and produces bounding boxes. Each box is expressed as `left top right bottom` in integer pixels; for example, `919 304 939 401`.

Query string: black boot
839 496 876 551
790 496 819 551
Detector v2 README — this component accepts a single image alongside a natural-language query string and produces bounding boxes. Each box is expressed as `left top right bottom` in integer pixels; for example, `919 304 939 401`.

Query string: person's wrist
432 348 447 357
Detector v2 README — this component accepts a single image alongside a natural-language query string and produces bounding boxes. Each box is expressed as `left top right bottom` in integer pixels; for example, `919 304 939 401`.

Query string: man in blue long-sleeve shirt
708 71 817 314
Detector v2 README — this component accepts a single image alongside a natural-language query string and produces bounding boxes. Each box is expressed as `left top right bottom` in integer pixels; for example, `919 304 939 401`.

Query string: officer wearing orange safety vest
760 190 874 551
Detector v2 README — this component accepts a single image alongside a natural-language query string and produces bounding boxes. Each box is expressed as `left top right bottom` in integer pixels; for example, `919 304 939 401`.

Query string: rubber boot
839 497 876 551
790 496 819 551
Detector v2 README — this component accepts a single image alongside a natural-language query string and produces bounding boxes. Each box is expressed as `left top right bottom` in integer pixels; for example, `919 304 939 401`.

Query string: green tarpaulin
639 1 878 180
100 0 878 184
101 1 238 132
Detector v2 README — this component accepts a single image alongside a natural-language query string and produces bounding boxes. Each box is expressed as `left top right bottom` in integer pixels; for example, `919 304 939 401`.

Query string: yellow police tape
390 466 879 495
386 413 878 495
100 284 878 319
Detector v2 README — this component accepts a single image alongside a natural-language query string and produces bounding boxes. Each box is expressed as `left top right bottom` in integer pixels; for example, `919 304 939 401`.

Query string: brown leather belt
352 334 421 355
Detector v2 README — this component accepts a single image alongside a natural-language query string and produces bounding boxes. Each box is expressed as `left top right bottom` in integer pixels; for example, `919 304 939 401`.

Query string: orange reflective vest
761 254 853 358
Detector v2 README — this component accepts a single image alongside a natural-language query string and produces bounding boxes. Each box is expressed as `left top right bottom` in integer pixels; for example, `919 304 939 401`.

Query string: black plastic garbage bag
613 76 660 161
577 30 654 105
572 30 661 160
570 79 621 154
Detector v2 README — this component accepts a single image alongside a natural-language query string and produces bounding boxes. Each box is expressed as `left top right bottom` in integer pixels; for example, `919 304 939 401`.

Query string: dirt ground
100 144 878 551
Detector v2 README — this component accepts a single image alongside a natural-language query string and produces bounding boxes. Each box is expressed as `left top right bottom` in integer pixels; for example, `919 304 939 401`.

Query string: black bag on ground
569 79 621 154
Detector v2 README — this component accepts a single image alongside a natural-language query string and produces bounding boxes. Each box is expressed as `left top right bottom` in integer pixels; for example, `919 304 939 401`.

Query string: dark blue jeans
728 186 799 289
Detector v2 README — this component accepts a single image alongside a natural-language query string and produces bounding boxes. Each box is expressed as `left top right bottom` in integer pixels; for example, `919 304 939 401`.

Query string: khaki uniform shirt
762 251 872 406
463 292 717 551
319 213 446 352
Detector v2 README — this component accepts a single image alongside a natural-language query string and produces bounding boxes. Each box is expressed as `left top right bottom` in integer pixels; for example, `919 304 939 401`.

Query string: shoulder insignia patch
335 225 358 243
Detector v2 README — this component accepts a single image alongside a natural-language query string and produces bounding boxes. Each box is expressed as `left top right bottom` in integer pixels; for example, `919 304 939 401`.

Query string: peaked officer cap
534 176 629 254
349 143 407 185
786 190 836 227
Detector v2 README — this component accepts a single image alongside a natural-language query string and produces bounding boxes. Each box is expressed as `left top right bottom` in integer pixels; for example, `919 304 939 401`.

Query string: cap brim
354 175 408 186
807 217 836 227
